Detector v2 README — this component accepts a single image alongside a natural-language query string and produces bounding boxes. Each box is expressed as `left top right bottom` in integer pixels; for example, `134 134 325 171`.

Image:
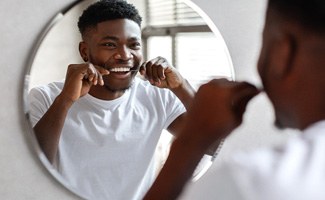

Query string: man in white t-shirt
144 0 325 199
28 0 198 199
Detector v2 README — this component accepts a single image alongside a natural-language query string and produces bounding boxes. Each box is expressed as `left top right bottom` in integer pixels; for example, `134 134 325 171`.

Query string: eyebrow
101 35 141 42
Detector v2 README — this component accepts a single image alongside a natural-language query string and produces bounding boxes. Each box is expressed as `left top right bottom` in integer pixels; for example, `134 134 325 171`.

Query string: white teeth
110 67 131 72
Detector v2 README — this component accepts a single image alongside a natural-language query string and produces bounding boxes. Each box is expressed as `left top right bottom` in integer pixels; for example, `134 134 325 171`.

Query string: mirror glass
24 0 234 199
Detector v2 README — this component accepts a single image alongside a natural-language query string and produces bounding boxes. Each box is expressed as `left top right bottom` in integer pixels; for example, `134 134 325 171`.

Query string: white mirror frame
22 0 234 199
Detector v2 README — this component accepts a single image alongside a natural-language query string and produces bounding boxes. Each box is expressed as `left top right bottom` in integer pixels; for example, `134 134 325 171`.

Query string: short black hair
269 0 325 33
78 0 142 37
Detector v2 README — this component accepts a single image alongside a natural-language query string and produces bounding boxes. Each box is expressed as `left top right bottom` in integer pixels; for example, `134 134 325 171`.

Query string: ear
79 41 89 62
270 33 297 79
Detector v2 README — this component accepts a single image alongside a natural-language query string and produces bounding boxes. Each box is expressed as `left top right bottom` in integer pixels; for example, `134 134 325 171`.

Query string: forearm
170 79 195 110
144 134 207 200
33 94 73 163
145 93 231 200
169 79 223 157
169 80 222 156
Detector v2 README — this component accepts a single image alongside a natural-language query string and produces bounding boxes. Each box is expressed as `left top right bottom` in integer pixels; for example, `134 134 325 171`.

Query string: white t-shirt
28 77 186 200
180 120 325 200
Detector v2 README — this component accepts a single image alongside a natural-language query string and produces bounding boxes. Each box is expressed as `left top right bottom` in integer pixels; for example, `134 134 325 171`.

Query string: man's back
180 120 325 200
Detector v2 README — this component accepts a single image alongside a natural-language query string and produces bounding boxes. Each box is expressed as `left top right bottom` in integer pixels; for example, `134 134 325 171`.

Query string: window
142 0 233 89
143 0 234 177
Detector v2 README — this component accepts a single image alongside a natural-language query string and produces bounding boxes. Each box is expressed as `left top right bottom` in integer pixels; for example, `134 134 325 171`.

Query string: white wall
0 0 81 199
0 0 298 199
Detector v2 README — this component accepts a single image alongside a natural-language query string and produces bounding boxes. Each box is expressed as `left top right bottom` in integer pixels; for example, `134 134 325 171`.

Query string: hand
140 56 184 89
60 63 109 103
182 78 260 147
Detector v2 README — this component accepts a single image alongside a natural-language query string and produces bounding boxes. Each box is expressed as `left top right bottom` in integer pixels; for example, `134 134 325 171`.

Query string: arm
33 94 73 163
140 57 225 156
140 56 195 111
33 63 109 163
140 56 195 135
166 77 195 136
144 79 260 200
144 126 211 200
164 77 195 136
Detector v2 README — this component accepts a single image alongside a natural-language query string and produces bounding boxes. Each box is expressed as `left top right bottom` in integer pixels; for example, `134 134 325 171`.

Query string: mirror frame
22 0 235 199
23 1 89 198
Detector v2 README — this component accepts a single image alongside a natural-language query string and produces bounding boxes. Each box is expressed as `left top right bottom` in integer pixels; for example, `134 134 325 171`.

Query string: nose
114 46 133 60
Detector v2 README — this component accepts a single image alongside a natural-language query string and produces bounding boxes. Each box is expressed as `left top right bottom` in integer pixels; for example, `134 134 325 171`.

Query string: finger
139 62 147 76
92 71 99 85
86 63 96 82
88 63 99 85
97 73 104 86
232 84 260 116
96 67 108 86
234 81 257 92
152 59 163 85
208 78 231 85
145 61 154 84
94 65 110 76
90 65 102 86
156 57 166 80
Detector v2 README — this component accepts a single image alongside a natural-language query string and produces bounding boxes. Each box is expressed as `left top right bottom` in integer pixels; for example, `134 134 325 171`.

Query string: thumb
139 62 146 76
232 85 260 118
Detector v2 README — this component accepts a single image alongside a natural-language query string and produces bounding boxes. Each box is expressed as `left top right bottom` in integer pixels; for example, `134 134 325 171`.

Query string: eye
102 42 116 48
130 42 141 50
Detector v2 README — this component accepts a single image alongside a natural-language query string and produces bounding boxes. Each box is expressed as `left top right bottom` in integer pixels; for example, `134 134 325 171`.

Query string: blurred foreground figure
144 0 325 199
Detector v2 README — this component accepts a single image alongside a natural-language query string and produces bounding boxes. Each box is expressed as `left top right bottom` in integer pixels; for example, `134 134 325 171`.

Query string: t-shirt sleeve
162 90 186 130
28 87 52 127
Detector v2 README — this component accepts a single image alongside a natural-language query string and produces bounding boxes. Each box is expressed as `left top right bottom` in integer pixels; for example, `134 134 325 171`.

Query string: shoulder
228 136 302 177
29 81 64 100
183 133 325 200
30 81 63 92
226 133 325 199
181 141 298 200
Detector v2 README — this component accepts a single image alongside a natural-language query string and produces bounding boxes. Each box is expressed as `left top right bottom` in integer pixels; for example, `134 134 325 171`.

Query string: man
28 0 195 199
144 0 325 199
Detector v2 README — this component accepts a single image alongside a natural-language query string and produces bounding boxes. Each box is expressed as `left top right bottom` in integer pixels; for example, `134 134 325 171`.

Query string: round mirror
24 0 234 199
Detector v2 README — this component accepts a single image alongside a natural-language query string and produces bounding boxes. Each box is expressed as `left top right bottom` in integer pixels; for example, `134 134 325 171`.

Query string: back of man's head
78 0 142 38
268 0 325 34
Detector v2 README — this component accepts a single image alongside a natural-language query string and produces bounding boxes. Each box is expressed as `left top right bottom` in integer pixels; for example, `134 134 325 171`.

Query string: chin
104 81 133 93
274 118 286 130
103 74 136 92
274 116 297 130
104 86 130 93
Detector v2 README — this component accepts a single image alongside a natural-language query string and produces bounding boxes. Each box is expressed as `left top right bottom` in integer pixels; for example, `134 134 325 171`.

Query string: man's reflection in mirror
28 0 196 199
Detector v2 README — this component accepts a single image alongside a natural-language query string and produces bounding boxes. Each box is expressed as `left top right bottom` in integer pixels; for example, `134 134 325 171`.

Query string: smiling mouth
110 67 131 72
109 67 139 73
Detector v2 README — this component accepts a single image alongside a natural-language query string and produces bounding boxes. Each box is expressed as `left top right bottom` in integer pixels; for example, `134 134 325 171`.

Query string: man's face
84 19 143 92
